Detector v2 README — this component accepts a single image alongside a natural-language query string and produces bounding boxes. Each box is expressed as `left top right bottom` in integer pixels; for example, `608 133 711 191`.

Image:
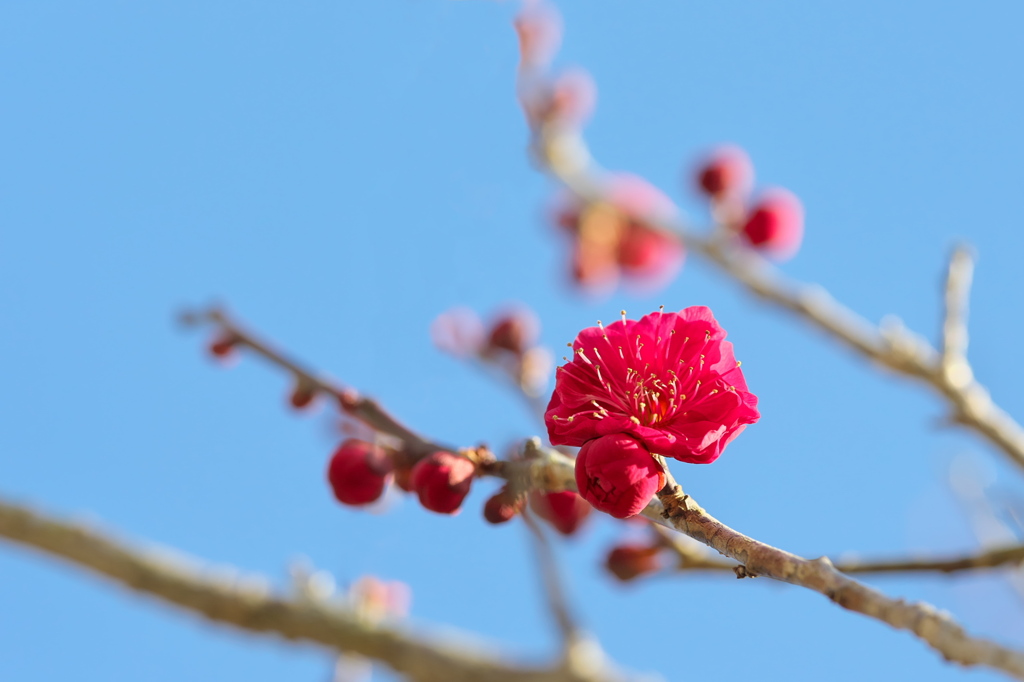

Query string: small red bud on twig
605 544 662 582
483 486 525 525
410 452 475 515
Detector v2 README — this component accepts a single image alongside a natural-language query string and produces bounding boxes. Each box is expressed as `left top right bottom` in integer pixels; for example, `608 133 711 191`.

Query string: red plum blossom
546 307 759 465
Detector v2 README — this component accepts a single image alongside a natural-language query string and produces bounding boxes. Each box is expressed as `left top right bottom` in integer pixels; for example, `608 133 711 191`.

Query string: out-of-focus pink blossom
514 1 563 68
520 68 597 130
431 307 485 357
554 174 683 293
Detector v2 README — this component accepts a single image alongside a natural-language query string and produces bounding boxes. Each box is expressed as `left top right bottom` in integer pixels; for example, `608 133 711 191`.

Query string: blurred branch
180 306 447 456
521 507 582 645
5 439 1024 678
535 129 1024 476
0 496 626 682
940 245 974 375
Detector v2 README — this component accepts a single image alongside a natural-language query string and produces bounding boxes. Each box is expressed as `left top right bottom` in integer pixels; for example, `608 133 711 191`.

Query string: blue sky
2 1 1024 680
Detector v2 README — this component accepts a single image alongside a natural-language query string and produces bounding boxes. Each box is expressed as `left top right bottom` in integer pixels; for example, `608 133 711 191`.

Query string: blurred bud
519 68 596 131
351 575 412 619
431 308 485 357
530 490 591 535
483 486 525 524
411 452 475 514
514 0 562 68
616 223 684 290
208 334 238 359
547 69 596 127
694 145 754 200
605 543 662 582
553 174 682 294
288 380 318 411
393 466 415 493
327 440 394 507
741 188 804 260
485 308 540 356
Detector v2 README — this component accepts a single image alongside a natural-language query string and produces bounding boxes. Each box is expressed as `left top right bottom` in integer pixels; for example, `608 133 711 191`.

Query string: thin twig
657 526 1024 576
520 507 581 647
0 496 623 682
940 245 975 387
181 306 446 456
534 128 1024 475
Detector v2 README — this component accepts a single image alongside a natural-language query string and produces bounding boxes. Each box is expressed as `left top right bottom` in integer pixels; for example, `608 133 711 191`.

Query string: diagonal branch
654 523 1024 576
0 496 624 682
506 444 1024 679
180 306 447 456
534 129 1024 475
646 484 1024 679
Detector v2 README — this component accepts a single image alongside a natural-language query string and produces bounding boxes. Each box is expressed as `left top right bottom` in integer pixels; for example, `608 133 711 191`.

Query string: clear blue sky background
3 1 1024 680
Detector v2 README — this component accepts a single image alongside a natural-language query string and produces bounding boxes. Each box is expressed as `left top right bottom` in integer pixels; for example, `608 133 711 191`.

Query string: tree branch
646 484 1024 679
180 306 446 456
534 128 1024 475
175 307 1024 677
655 524 1024 576
0 496 625 682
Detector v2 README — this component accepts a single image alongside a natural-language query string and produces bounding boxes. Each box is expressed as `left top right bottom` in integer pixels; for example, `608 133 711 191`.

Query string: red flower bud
695 146 754 199
483 486 525 525
605 543 662 582
208 334 238 359
574 434 665 519
288 382 317 410
486 310 539 356
741 188 804 260
616 224 684 287
393 466 415 493
410 451 475 514
327 439 394 506
529 490 591 535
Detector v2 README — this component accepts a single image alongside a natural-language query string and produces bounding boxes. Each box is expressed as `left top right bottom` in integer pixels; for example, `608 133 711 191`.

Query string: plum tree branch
180 306 448 456
510 443 1024 679
646 484 1024 679
535 129 1024 476
176 309 1024 677
653 523 1024 576
0 495 625 682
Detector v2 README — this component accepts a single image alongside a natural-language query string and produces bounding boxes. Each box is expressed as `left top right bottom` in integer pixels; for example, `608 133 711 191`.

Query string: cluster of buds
694 146 804 260
553 175 685 293
431 306 552 398
482 461 591 535
514 1 595 135
328 441 482 516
